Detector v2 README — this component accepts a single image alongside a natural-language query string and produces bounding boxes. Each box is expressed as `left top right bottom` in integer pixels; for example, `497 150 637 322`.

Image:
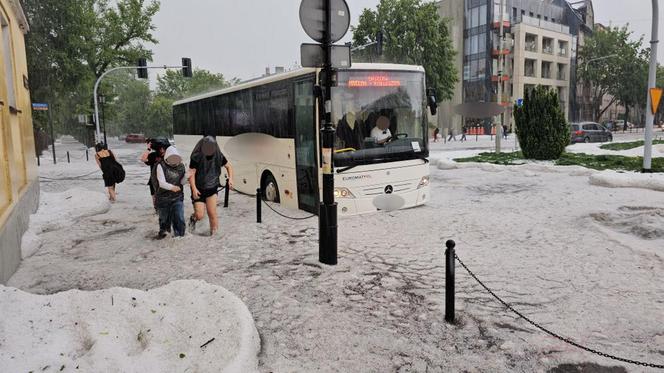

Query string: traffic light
137 58 148 79
182 58 192 78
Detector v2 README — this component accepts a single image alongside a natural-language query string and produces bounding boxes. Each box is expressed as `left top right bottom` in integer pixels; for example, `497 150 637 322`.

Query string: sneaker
157 230 168 240
188 215 197 231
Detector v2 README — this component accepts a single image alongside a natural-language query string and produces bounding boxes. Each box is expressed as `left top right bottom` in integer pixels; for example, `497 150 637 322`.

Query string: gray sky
150 0 664 82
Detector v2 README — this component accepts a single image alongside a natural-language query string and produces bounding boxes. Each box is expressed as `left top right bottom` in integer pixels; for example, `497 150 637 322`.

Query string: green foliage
351 0 457 100
22 0 160 136
513 86 569 160
578 26 647 122
600 140 664 151
454 152 664 173
156 69 231 100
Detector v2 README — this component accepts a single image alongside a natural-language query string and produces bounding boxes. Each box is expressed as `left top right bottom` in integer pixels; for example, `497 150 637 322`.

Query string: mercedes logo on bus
384 185 393 194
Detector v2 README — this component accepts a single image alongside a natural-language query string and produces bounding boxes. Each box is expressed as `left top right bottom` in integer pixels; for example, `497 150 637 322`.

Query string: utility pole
495 0 505 153
643 0 659 172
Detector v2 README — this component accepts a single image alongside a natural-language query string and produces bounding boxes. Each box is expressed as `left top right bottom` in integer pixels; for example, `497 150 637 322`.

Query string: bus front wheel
262 173 280 203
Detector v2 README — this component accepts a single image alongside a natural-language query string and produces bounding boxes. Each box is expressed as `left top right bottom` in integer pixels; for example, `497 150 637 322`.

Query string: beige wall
512 22 572 120
436 0 464 135
0 0 38 283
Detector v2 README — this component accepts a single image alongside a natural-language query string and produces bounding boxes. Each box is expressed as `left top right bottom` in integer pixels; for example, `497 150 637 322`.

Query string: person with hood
188 136 234 236
140 137 169 209
155 146 187 239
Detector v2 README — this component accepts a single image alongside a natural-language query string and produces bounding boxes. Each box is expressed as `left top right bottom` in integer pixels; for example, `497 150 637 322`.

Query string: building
436 0 594 132
0 0 38 284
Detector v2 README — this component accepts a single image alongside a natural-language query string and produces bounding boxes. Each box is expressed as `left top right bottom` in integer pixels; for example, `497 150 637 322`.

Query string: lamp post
643 0 659 172
98 94 107 145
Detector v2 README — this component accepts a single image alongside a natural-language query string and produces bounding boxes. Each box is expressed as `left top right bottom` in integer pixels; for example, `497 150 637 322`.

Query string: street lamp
98 94 107 145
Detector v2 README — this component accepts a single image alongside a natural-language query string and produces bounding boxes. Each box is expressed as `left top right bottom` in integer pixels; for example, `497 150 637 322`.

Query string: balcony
518 15 570 34
525 42 537 52
492 48 511 56
491 74 510 82
558 48 568 57
492 20 511 30
542 38 554 55
557 72 566 80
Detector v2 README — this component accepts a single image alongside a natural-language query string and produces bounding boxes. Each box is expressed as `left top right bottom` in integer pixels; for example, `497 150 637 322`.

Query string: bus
173 63 433 216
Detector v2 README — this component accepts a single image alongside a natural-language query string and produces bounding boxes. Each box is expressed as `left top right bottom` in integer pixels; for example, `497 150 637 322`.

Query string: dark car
125 133 146 143
570 122 613 143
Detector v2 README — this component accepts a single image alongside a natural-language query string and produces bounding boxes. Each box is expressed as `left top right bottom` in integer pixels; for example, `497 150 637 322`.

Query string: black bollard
85 149 89 161
223 178 229 208
256 188 262 223
37 155 40 166
445 240 456 323
67 151 70 163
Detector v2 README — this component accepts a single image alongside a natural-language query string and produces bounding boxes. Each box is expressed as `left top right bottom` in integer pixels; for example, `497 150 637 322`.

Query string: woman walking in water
188 136 234 236
95 142 124 202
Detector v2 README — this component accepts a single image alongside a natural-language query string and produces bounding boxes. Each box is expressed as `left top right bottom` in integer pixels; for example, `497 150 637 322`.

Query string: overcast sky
149 0 664 82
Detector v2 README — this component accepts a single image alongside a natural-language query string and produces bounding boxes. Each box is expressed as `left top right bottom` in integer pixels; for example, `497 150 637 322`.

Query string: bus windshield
331 70 427 168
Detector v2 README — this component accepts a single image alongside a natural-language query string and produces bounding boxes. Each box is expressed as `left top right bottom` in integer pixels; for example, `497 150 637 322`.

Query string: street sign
301 43 351 68
299 0 350 44
650 87 662 114
32 103 49 111
516 98 524 107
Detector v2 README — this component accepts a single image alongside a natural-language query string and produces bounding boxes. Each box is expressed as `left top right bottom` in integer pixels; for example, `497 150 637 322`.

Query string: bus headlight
334 187 355 199
417 176 430 189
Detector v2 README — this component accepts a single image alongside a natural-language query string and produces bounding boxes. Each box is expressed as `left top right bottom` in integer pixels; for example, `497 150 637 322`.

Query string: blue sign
516 98 524 107
32 103 49 111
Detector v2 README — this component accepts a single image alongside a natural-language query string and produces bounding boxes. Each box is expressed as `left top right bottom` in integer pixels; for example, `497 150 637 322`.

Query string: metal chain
261 199 316 220
454 253 664 369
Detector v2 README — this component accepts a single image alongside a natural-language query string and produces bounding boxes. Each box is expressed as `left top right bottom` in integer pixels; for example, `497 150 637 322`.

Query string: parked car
570 122 613 143
125 133 146 143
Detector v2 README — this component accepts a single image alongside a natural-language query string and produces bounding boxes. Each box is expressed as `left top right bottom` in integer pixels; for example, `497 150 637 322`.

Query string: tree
22 0 161 136
514 86 569 160
578 26 646 122
351 0 458 100
156 69 231 100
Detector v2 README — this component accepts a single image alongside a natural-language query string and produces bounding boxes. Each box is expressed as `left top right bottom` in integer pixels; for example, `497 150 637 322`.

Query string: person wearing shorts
188 136 234 236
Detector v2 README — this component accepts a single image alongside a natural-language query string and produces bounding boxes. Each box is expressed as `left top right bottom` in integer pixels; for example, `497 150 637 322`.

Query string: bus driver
371 115 392 145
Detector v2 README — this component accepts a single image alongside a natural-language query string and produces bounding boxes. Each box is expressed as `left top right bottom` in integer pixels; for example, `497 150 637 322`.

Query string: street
6 134 664 372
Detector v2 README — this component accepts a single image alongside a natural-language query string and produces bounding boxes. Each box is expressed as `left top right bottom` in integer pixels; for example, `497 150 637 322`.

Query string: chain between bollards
256 188 262 223
445 239 456 324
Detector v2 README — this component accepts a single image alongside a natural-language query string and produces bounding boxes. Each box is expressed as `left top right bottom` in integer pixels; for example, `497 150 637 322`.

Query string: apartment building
0 0 38 284
437 0 594 132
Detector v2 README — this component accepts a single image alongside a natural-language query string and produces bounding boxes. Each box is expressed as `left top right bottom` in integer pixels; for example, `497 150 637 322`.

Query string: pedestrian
447 128 457 142
188 136 235 236
141 137 169 209
460 125 467 142
95 142 124 202
503 124 508 139
433 127 439 142
155 146 187 239
623 121 628 132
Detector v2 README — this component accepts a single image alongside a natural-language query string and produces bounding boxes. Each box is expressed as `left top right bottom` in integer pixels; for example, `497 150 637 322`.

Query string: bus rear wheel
262 173 280 203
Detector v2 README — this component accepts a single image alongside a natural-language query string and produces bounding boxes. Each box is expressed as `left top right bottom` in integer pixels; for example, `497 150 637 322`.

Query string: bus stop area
4 135 664 372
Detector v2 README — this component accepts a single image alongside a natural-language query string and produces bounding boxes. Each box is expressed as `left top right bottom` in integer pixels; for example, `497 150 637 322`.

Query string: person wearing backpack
95 142 124 202
155 146 187 239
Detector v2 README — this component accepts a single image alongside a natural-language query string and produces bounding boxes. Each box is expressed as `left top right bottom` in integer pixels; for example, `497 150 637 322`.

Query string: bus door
294 78 319 214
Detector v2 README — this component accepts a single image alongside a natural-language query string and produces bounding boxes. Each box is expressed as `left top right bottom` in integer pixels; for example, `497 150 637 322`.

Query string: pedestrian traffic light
182 58 193 78
137 58 148 79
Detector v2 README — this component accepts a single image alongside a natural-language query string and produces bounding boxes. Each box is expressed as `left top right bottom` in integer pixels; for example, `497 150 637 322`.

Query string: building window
512 7 517 21
479 5 487 26
541 61 552 79
558 40 568 56
525 33 538 52
525 59 536 77
557 63 567 80
542 37 554 54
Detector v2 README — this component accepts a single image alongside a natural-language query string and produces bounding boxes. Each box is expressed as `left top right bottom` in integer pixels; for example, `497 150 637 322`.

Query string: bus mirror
427 88 438 115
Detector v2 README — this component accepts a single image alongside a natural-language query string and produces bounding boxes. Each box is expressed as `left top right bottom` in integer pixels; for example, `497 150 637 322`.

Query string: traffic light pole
319 0 338 265
92 65 186 144
643 0 659 172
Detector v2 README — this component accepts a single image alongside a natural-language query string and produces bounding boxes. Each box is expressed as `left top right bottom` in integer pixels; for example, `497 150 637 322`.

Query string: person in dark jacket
155 146 187 238
141 138 169 209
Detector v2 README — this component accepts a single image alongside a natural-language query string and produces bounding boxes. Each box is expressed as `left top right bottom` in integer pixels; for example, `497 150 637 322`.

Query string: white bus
173 63 432 215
